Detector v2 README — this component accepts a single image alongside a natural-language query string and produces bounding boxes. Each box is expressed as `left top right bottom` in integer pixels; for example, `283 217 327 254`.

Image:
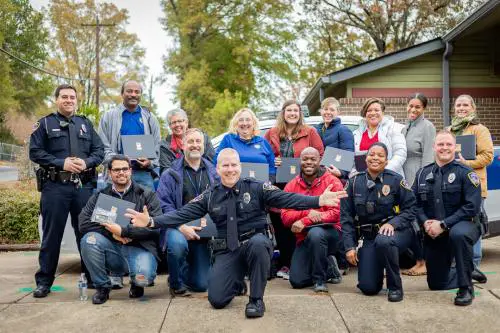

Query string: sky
30 0 178 119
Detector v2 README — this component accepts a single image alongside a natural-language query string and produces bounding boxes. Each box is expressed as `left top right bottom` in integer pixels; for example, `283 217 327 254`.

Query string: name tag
52 128 61 132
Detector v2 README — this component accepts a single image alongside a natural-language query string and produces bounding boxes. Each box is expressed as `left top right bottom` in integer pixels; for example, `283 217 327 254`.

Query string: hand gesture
378 223 395 236
291 220 305 233
307 210 322 223
63 157 84 173
455 153 466 164
319 185 348 207
136 158 151 168
179 224 201 240
126 205 150 227
346 249 358 266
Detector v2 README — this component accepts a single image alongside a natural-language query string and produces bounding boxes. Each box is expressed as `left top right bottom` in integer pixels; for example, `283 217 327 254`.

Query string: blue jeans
165 228 210 291
132 170 155 190
473 198 486 268
81 232 157 288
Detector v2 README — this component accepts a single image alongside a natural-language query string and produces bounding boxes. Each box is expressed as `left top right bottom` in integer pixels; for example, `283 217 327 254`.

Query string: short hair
300 147 320 157
360 98 385 117
367 142 389 158
54 84 77 98
216 148 240 165
120 80 143 94
321 97 340 111
435 129 456 142
228 108 260 136
166 108 188 124
107 154 131 170
409 93 428 109
183 128 204 145
455 94 477 111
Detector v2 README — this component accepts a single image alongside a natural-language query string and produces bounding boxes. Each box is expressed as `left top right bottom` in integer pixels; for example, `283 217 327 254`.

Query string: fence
0 142 22 162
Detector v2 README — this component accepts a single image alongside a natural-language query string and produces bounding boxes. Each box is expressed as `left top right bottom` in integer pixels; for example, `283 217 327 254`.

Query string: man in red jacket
281 147 344 292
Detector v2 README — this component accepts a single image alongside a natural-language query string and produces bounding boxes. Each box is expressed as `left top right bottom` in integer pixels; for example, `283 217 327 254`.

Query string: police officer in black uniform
126 148 346 318
30 84 104 298
341 142 416 302
413 130 482 306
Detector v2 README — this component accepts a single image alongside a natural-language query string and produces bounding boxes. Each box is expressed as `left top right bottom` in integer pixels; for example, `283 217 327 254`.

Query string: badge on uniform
81 124 87 133
448 173 456 183
32 121 40 132
382 184 390 196
467 172 480 188
243 192 251 204
400 180 411 191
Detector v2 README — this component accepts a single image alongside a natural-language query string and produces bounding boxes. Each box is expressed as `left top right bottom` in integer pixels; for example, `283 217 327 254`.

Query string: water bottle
78 273 88 301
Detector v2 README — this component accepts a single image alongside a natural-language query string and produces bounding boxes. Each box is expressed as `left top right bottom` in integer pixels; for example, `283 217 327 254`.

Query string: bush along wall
0 188 40 244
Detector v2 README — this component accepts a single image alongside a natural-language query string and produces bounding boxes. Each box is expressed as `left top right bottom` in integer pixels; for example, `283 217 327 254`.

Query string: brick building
303 0 500 145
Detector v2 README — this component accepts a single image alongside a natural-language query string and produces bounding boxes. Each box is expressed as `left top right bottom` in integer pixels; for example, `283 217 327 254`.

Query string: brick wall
338 97 500 145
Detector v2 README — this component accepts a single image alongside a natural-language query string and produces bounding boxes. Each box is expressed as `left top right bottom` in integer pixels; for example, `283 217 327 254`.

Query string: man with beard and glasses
80 155 162 304
156 128 219 296
30 84 104 298
125 148 347 318
98 80 161 190
413 130 482 306
281 147 344 293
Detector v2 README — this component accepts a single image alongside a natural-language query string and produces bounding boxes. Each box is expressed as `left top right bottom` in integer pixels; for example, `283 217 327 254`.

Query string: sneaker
327 255 342 284
109 276 124 290
313 282 329 293
169 285 192 297
92 288 110 305
277 266 290 280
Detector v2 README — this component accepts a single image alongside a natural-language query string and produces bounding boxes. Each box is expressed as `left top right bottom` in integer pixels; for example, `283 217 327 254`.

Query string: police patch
32 121 40 132
467 172 480 188
189 193 204 203
263 182 279 191
400 180 411 191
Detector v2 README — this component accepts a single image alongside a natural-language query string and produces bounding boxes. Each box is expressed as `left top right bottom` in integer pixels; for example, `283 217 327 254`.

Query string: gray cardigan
402 115 436 186
98 104 161 168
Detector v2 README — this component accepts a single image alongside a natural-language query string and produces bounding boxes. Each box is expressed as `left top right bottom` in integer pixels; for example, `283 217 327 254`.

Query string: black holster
35 168 47 192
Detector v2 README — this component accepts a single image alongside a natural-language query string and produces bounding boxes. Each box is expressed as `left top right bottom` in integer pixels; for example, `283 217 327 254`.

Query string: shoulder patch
467 172 480 188
32 121 40 132
263 181 279 191
400 180 411 191
189 192 205 203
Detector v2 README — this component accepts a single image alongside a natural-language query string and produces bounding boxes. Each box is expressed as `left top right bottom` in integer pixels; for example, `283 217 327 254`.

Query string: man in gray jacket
98 80 161 189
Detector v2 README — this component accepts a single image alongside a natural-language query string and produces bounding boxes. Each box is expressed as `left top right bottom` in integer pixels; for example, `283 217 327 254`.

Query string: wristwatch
439 220 448 231
146 217 154 228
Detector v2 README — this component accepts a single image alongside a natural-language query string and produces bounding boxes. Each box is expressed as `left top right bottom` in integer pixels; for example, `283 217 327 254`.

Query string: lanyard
186 168 204 197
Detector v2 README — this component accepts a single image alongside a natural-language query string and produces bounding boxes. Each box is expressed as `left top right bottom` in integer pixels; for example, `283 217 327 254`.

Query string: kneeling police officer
126 148 347 318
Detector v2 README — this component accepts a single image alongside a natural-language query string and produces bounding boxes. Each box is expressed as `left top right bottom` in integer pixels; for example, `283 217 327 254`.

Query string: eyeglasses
169 119 186 126
111 167 130 173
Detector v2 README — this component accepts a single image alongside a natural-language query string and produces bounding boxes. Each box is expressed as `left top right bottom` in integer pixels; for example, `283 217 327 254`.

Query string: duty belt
356 216 393 240
45 167 95 185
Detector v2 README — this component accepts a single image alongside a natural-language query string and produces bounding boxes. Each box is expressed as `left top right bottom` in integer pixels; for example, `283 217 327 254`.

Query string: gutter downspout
442 41 453 127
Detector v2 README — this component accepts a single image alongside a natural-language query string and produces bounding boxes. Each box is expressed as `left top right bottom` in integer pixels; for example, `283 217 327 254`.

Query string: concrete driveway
1 239 500 333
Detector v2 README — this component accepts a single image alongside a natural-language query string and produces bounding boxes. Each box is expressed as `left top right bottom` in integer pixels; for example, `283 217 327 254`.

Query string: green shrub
0 187 40 244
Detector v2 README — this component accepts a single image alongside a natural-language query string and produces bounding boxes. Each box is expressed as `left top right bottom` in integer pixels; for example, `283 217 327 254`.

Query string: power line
0 46 92 82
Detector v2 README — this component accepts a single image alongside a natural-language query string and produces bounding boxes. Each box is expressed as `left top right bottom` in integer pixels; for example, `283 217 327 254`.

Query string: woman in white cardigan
353 98 407 178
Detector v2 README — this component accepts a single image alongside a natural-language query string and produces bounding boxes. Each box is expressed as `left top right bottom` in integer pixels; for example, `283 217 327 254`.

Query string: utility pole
82 15 114 111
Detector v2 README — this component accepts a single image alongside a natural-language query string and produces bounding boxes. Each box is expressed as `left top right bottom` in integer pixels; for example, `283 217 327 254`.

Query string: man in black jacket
79 155 162 304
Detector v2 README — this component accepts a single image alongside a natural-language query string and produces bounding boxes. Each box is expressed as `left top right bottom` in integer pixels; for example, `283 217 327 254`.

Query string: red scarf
171 135 184 158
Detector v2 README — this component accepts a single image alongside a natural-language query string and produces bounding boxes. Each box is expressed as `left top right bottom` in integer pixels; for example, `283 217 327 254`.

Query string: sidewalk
1 239 500 333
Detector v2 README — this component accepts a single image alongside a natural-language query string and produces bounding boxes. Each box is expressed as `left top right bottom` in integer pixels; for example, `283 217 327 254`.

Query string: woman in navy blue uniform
341 142 416 302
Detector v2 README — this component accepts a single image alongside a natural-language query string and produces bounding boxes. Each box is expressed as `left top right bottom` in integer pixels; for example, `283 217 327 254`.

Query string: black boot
129 283 144 298
245 298 266 318
472 268 487 284
388 289 404 302
92 288 111 305
454 287 474 306
33 285 51 298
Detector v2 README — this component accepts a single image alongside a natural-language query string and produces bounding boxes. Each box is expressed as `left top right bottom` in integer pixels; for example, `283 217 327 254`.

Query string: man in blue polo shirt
98 80 161 190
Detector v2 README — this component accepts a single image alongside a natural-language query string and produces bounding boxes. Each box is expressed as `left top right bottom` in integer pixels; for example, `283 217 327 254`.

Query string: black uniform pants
425 221 481 290
357 227 413 295
289 227 340 288
36 181 93 287
208 234 272 309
